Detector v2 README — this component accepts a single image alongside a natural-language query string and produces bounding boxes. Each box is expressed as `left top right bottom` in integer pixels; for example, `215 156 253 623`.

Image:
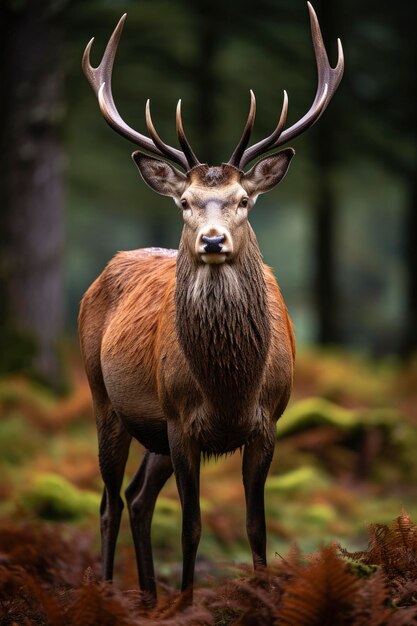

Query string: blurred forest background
1 0 416 382
1 0 417 617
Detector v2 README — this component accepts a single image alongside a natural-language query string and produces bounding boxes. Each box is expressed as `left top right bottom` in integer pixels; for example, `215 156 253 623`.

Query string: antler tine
82 15 189 170
143 99 191 169
307 2 344 103
228 90 256 168
176 100 200 168
237 2 344 169
238 90 288 170
275 2 343 146
82 14 126 96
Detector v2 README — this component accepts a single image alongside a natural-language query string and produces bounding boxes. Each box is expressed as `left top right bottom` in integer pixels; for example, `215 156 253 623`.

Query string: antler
82 14 199 171
229 2 344 170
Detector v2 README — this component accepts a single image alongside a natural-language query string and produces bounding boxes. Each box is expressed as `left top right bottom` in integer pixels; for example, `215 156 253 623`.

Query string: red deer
79 2 343 602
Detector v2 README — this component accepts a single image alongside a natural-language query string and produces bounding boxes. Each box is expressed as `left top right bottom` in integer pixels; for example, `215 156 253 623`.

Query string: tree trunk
0 2 67 385
311 0 340 345
401 174 417 357
313 157 339 344
192 2 220 164
399 4 417 358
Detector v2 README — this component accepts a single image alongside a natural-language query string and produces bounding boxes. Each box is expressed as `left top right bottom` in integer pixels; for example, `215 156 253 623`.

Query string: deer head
82 3 343 266
132 153 295 265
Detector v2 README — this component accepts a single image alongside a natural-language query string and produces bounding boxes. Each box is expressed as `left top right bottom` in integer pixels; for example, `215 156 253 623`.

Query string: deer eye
239 197 249 208
180 198 188 209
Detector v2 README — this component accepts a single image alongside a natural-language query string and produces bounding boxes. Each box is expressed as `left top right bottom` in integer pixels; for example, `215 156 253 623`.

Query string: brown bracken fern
1 515 417 625
341 510 417 614
278 544 360 626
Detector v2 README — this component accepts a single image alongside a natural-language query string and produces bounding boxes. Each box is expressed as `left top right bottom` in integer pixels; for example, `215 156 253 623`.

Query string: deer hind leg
95 400 131 581
125 450 173 602
242 427 276 569
167 422 201 601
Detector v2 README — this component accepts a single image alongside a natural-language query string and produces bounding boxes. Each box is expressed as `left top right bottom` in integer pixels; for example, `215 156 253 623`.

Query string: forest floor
1 349 417 624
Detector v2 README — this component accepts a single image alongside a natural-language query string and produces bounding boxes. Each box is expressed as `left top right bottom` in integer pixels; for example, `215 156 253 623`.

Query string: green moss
277 398 360 438
0 415 41 465
277 397 402 438
152 496 181 545
266 466 330 493
154 496 181 517
302 503 337 525
0 378 55 411
345 558 379 578
21 473 100 521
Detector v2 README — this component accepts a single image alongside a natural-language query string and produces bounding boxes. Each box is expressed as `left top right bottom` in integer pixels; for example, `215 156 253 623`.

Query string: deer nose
201 235 225 253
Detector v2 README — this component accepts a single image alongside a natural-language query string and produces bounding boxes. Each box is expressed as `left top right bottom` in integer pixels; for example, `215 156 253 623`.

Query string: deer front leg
167 422 201 598
242 427 275 569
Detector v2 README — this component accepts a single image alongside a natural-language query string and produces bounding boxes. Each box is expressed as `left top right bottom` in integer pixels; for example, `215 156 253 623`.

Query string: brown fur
79 242 294 454
188 164 242 187
78 157 295 600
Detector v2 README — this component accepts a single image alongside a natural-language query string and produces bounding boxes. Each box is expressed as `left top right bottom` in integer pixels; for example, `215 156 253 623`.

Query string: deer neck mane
174 225 271 418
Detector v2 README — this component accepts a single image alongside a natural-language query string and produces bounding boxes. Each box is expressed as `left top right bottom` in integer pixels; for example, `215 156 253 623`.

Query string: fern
0 564 63 626
67 582 134 626
341 511 417 586
2 516 417 625
278 545 359 626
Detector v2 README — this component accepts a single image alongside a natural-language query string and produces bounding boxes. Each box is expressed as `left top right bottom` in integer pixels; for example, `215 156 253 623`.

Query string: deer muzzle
202 235 225 253
196 228 233 264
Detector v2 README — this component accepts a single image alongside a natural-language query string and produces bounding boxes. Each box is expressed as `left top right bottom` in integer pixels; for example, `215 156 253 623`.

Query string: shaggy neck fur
175 225 271 429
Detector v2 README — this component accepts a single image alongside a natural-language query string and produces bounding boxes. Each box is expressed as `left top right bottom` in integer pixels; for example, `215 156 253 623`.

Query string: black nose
202 235 225 253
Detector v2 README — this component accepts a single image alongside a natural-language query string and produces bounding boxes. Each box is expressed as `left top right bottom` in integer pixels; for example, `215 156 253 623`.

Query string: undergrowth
2 355 417 623
2 512 417 625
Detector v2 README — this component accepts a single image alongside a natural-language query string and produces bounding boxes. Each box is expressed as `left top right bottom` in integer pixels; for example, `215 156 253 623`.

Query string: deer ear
132 151 187 198
242 148 295 196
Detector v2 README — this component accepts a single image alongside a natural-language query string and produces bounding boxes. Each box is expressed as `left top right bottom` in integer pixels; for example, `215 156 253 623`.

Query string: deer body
80 242 294 457
80 3 343 603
